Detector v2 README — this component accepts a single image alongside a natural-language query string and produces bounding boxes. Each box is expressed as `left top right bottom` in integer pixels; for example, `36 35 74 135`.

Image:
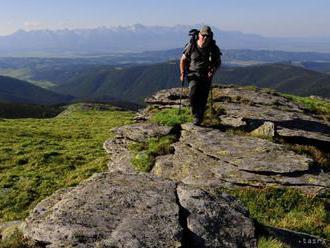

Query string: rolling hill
51 62 330 105
2 50 330 91
301 62 330 74
214 63 330 97
52 62 180 104
0 102 63 118
0 75 74 105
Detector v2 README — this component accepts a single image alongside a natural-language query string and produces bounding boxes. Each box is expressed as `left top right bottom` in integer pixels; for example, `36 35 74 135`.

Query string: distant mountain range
1 24 330 56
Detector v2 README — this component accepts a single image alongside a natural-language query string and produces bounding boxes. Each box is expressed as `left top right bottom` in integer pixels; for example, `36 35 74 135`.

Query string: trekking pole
210 83 214 119
178 79 184 115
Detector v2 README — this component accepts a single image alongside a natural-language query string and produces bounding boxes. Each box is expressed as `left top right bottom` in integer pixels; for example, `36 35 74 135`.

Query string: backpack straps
186 29 199 57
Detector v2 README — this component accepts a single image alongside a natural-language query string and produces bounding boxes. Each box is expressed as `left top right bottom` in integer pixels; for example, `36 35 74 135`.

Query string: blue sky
1 0 330 37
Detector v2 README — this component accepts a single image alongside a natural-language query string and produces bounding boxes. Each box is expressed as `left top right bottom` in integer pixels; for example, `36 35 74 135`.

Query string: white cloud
0 22 16 36
23 21 44 30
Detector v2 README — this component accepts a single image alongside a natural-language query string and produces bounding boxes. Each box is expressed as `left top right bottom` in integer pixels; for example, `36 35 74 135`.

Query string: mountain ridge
51 62 330 104
1 24 330 56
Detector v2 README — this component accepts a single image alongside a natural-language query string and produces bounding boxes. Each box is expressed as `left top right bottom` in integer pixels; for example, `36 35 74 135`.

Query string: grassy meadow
0 104 134 221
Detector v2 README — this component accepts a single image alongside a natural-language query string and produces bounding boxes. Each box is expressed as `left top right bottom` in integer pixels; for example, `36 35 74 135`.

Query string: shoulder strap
186 29 199 56
209 42 222 68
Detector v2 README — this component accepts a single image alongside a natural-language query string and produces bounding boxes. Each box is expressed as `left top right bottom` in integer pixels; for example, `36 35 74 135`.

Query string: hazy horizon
1 0 330 38
2 23 330 41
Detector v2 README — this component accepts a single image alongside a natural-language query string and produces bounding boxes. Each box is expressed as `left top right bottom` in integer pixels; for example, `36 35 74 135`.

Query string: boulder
23 171 257 247
250 121 276 138
24 172 182 247
177 185 256 247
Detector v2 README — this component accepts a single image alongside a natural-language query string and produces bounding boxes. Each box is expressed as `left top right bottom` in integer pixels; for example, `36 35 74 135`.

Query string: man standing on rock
180 25 221 125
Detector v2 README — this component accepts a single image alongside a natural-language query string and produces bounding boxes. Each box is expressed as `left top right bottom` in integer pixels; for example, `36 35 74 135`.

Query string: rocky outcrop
154 123 328 193
104 121 328 194
23 85 330 247
23 171 256 247
105 87 330 194
146 86 330 146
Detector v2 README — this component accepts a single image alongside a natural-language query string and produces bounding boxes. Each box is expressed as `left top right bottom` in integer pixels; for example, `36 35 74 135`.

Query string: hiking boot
193 118 202 126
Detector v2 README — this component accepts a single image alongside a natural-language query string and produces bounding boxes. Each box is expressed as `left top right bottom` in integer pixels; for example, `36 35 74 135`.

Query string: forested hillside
52 62 330 104
0 75 73 105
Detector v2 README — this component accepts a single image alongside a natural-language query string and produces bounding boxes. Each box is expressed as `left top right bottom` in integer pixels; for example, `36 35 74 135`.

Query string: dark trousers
188 79 211 121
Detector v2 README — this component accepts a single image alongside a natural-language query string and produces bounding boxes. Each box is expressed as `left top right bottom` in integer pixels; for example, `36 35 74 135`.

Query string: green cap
200 25 212 35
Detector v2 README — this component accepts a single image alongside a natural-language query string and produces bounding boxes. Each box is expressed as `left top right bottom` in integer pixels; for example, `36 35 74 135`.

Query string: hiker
180 25 221 125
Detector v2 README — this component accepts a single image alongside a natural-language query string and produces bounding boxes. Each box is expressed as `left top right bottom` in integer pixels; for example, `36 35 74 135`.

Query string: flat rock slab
152 124 329 193
145 87 190 108
24 172 182 247
146 86 330 145
214 87 330 144
23 171 256 248
103 123 174 173
111 123 173 142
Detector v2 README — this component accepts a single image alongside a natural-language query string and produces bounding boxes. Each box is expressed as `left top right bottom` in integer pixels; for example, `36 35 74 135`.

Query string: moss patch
0 228 25 248
129 135 177 172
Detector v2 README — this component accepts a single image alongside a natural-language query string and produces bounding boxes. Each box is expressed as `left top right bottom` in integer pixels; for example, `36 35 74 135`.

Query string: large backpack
184 29 221 70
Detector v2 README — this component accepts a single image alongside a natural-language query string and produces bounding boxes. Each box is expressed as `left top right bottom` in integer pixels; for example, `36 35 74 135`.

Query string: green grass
149 107 193 126
282 93 330 116
0 104 134 221
0 228 25 248
227 187 329 239
129 135 176 172
258 237 288 248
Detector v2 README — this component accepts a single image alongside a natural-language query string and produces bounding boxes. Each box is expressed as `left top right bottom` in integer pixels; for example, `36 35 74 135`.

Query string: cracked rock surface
104 121 328 194
23 171 256 247
177 184 256 248
153 124 328 193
